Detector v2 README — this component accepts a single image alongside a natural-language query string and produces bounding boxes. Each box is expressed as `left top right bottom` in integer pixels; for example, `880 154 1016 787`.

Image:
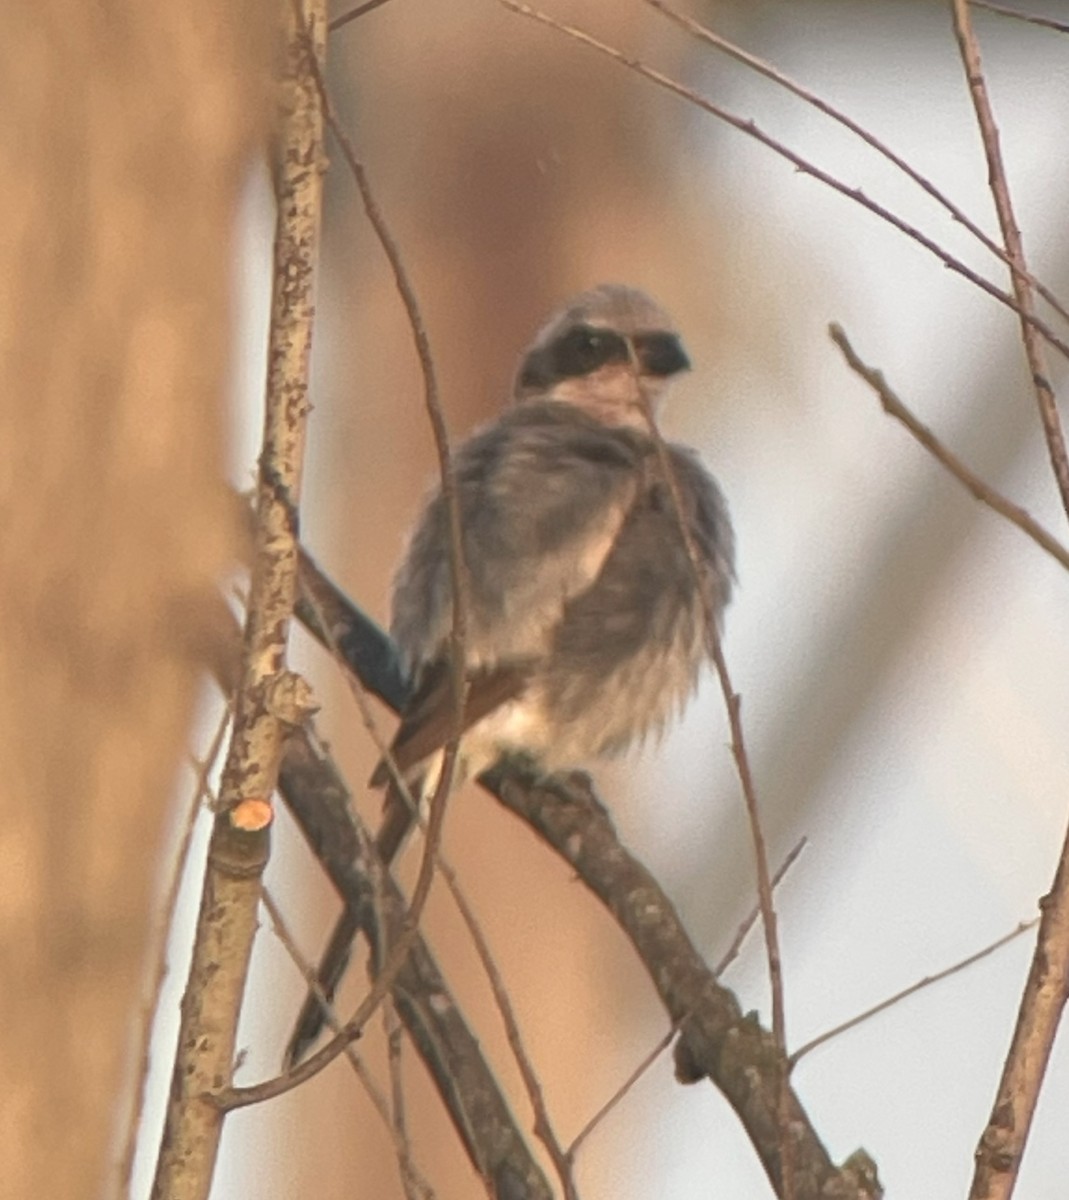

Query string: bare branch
149 2 325 1195
261 888 437 1199
970 1 1069 34
383 997 431 1200
274 725 556 1200
566 1024 679 1161
433 848 579 1199
644 0 1069 325
714 838 809 977
487 765 881 1200
829 325 1069 574
329 0 395 32
791 919 1038 1067
951 0 1069 519
496 0 1069 365
711 648 794 1196
118 705 232 1199
631 354 793 1198
305 42 469 774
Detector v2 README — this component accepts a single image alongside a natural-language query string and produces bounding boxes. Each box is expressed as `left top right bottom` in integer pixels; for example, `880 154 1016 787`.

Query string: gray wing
669 443 736 619
390 401 647 675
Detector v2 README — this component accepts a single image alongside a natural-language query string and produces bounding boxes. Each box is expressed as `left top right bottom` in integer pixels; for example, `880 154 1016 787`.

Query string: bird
284 283 735 1067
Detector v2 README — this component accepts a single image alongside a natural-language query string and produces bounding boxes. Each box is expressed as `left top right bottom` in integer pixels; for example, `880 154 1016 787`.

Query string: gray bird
285 284 735 1066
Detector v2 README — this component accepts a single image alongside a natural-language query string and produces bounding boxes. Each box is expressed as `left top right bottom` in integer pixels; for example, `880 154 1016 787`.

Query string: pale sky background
133 4 1069 1198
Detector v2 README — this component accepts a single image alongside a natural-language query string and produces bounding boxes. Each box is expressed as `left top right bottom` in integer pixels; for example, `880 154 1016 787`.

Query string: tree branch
291 550 882 1200
149 4 325 1196
948 9 1069 1197
829 324 1069 574
488 765 879 1200
274 725 556 1200
791 919 1037 1067
643 0 1069 325
969 1 1069 35
951 0 1069 519
496 0 1069 365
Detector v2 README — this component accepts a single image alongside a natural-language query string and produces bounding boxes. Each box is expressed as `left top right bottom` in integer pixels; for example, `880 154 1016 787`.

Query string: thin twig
434 855 580 1200
566 1024 680 1161
384 998 427 1200
242 25 470 1095
496 0 1069 365
629 346 793 1200
643 0 1069 324
952 0 1069 519
490 766 882 1199
970 0 1069 34
276 724 556 1197
261 888 436 1199
117 704 232 1199
149 2 325 1194
562 837 809 1165
306 5 469 953
829 324 1069 574
304 44 468 737
791 919 1038 1066
707 651 794 1200
328 0 394 32
714 837 808 977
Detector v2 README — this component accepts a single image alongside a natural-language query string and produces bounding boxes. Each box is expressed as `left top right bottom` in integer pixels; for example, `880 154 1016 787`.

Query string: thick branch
277 728 555 1200
488 767 878 1200
292 550 882 1200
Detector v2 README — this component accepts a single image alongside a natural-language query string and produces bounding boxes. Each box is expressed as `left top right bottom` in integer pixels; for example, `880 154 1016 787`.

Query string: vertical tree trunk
0 4 274 1197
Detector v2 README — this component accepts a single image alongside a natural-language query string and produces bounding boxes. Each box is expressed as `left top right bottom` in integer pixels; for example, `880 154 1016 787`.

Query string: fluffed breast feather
538 438 734 759
288 284 735 1076
389 398 734 764
390 400 647 674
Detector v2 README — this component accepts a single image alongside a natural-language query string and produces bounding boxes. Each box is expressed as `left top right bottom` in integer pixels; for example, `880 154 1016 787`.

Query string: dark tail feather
282 783 417 1068
283 907 360 1070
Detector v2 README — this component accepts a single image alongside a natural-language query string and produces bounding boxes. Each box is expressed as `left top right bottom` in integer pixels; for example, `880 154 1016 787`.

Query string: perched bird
285 284 735 1067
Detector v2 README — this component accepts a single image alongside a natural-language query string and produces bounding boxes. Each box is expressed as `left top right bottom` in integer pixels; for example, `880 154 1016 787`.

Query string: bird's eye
553 325 627 377
634 332 690 378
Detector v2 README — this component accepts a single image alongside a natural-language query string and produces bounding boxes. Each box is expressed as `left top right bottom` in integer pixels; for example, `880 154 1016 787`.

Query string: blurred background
141 0 1069 1196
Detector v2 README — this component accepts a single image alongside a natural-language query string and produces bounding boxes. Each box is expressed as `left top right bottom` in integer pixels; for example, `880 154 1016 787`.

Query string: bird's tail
282 784 417 1069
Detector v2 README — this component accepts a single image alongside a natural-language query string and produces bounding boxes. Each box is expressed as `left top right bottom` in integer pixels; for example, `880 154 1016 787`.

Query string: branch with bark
276 725 557 1200
285 549 882 1200
150 3 326 1197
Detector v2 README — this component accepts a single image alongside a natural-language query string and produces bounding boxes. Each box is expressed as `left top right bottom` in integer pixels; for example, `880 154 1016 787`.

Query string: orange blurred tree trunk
0 4 273 1197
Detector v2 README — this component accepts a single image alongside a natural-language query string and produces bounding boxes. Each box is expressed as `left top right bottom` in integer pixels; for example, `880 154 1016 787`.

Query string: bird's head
512 284 690 430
